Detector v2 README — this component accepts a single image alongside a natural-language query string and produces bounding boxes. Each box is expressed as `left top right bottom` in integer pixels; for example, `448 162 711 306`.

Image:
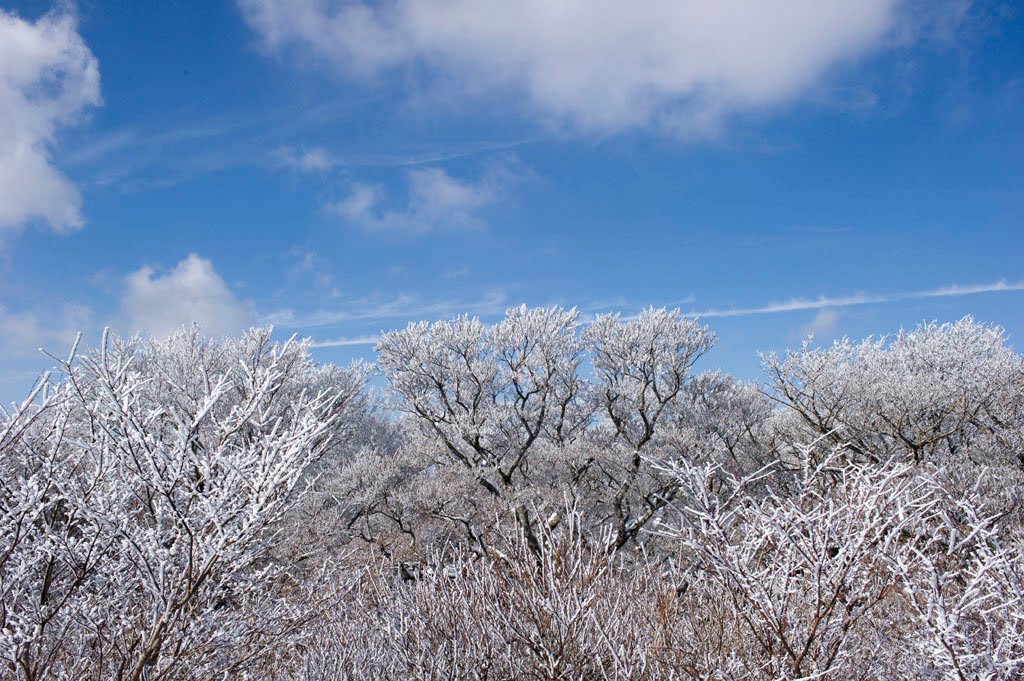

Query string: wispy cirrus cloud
262 289 510 330
687 280 1024 319
293 279 1024 339
309 334 380 348
273 145 339 173
0 303 93 358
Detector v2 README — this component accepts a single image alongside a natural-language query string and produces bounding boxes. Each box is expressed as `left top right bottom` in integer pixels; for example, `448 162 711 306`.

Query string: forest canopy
2 310 1022 680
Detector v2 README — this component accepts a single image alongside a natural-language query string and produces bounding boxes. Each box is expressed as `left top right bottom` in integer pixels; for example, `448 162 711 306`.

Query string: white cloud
328 162 516 232
688 280 1024 319
331 183 381 224
798 308 841 340
239 0 912 135
122 254 252 338
273 145 339 172
0 10 100 233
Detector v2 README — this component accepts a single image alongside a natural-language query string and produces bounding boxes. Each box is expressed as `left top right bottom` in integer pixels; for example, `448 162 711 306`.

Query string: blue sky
1 0 1022 401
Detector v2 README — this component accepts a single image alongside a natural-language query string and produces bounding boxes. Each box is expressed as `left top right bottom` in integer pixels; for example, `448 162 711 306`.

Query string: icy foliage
763 317 1024 465
0 327 363 680
2 312 1022 679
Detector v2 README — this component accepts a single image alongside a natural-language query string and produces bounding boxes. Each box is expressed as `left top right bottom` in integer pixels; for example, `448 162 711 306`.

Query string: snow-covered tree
356 306 715 557
0 327 362 681
581 308 715 550
5 310 1021 680
763 316 1024 465
376 305 589 490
